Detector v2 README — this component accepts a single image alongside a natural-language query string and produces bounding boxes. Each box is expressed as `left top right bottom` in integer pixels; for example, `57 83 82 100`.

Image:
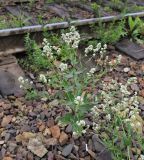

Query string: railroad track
0 0 144 56
0 11 144 56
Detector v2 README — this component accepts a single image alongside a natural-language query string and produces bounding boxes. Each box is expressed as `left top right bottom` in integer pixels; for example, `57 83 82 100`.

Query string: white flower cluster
85 43 107 57
85 45 93 55
91 77 143 133
18 76 25 84
18 76 33 89
127 77 137 85
61 26 80 49
87 67 97 77
39 74 47 83
120 84 131 95
42 38 61 58
74 96 84 105
76 120 85 126
42 38 53 59
108 55 122 66
59 63 68 72
73 120 89 136
52 46 61 55
92 121 100 131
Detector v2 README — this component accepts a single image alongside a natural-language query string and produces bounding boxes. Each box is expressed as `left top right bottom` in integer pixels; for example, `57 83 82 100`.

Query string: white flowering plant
61 26 80 49
84 43 107 58
59 62 68 72
18 76 39 100
18 76 33 90
59 92 94 136
43 26 80 64
42 38 61 59
84 41 122 79
24 26 80 72
41 27 125 137
18 76 49 100
90 78 144 159
59 26 80 65
48 63 96 136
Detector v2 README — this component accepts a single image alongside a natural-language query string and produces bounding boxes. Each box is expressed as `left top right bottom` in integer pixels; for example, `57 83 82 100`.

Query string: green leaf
59 113 74 124
128 17 135 32
65 70 84 79
65 91 75 102
78 103 94 114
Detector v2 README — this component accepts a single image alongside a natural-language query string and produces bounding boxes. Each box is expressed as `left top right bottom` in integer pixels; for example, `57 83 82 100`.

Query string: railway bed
0 1 144 160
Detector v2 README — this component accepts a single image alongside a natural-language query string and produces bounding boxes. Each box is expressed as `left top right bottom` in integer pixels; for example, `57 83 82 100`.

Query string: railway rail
0 0 144 56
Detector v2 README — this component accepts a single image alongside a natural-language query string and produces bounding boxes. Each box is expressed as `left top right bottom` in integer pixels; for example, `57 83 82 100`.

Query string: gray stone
0 148 6 159
97 150 112 160
92 134 105 152
8 142 17 152
62 144 73 157
116 39 144 60
46 4 70 19
0 70 24 97
17 147 28 157
65 124 72 133
4 133 11 142
0 56 24 78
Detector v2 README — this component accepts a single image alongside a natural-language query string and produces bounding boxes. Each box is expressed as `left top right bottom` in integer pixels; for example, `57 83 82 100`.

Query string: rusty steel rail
0 22 69 56
0 11 144 56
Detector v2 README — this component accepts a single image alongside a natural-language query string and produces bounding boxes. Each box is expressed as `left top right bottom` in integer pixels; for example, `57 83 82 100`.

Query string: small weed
48 17 64 24
18 76 49 100
25 89 39 100
28 0 36 9
127 17 144 44
46 0 54 3
26 90 49 101
103 6 113 13
91 20 126 44
24 33 52 71
128 4 144 13
91 2 101 16
110 0 124 11
0 14 31 29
